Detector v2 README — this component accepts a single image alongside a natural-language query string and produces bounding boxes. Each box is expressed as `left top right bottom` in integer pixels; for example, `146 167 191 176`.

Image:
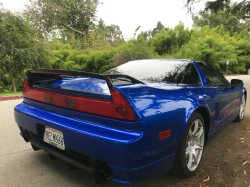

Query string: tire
235 94 246 122
171 112 205 178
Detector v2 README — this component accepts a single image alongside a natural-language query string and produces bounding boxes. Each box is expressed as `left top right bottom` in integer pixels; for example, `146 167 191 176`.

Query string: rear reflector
116 106 129 118
22 81 136 121
159 130 171 140
67 97 76 109
44 94 50 103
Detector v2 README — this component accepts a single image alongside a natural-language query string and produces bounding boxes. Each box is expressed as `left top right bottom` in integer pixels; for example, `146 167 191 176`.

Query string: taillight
22 79 29 96
110 89 136 121
23 86 136 121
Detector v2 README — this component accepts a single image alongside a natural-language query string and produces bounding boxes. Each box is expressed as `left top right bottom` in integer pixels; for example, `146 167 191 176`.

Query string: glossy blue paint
14 60 247 184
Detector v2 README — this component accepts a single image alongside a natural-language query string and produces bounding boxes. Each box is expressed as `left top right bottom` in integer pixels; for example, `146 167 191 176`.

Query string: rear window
105 60 201 85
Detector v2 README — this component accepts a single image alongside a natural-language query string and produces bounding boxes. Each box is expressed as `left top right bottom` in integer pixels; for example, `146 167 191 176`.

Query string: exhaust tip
31 144 41 151
93 168 114 184
23 133 31 142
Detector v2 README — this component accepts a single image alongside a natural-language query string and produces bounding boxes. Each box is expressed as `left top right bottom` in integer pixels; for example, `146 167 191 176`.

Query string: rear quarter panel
115 83 220 161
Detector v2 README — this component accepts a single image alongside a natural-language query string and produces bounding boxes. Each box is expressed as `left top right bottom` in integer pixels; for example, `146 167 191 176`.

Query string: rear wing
27 69 145 90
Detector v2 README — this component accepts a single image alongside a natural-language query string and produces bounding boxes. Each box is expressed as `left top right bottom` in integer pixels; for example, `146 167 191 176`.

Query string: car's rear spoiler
27 69 145 90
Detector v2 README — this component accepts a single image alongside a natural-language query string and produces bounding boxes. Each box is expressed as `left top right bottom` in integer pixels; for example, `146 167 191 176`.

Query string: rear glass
105 60 201 85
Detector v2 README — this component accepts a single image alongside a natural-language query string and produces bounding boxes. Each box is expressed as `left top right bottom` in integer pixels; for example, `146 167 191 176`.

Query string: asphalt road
0 75 249 187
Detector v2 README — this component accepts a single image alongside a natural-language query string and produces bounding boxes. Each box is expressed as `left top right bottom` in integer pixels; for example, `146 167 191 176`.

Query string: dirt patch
175 116 250 187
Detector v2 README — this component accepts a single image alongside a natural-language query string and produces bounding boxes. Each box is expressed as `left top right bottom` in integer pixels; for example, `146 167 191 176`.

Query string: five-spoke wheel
186 119 204 171
171 112 205 177
235 94 246 122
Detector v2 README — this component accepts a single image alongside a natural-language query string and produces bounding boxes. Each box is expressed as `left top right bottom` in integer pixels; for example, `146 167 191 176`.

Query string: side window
197 62 230 86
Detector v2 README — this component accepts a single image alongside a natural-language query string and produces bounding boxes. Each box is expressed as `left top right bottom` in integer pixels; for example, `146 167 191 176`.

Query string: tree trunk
7 66 16 92
85 0 91 39
61 23 84 36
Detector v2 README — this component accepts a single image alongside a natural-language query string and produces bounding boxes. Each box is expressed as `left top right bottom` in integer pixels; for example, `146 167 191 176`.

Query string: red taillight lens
110 89 136 121
22 79 29 96
23 86 136 121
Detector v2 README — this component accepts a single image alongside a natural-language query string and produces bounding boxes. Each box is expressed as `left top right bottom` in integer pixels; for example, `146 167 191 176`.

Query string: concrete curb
225 75 250 77
0 95 22 101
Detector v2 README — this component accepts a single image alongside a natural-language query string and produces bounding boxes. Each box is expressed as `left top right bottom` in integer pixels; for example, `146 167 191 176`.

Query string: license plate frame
43 126 65 150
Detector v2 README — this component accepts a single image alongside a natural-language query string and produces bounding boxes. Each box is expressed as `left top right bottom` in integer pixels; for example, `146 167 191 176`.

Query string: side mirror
231 79 244 86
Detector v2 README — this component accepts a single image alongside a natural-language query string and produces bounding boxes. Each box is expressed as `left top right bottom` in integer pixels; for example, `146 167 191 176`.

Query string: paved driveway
0 75 249 187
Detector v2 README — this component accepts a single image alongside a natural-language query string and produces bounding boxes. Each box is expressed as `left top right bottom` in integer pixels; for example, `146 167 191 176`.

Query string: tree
23 0 99 39
175 25 250 74
105 25 124 47
0 9 48 92
149 22 191 55
185 0 250 19
94 20 124 47
151 21 165 36
192 4 249 32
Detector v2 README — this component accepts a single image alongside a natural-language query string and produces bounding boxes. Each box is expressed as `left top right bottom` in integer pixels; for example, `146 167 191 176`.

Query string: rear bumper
14 101 175 183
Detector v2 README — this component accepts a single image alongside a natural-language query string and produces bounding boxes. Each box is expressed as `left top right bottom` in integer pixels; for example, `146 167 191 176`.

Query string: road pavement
0 75 249 187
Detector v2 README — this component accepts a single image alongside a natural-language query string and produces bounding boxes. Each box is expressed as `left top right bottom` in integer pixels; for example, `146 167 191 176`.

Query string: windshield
105 60 201 85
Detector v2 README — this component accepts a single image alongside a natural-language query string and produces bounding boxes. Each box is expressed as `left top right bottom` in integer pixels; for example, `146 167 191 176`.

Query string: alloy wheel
185 119 204 171
239 95 246 120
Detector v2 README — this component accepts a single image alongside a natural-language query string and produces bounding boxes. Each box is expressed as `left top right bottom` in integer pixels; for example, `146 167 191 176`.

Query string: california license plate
43 127 65 150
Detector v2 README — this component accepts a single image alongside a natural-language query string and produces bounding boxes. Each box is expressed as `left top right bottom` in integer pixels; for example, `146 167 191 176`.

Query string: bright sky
1 0 205 40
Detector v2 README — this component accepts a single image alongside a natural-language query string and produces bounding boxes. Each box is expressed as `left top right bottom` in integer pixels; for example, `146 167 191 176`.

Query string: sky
0 0 205 40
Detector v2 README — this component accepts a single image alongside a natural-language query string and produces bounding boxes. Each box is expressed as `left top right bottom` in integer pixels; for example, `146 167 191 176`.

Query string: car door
218 84 240 129
196 62 240 129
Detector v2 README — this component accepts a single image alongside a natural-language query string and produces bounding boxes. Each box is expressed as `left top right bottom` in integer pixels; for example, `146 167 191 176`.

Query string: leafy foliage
175 26 250 74
185 0 250 19
0 9 49 92
192 4 250 33
1 1 250 93
24 0 99 39
149 22 191 55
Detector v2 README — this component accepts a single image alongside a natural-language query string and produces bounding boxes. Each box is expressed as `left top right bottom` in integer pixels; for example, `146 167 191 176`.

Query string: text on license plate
43 127 65 150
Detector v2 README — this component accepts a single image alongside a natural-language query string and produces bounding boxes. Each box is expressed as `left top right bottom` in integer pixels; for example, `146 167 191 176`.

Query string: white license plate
43 127 65 150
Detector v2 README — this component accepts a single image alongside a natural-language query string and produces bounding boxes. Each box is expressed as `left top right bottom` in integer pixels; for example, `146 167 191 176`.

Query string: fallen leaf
241 141 245 143
240 138 245 140
243 161 248 165
218 166 220 171
244 170 247 175
204 176 210 182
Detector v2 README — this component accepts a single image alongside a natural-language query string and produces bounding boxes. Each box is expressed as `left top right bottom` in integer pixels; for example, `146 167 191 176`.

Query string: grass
0 91 22 97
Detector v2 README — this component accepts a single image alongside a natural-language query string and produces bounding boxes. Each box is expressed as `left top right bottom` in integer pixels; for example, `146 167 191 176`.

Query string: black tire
235 94 246 122
171 112 205 178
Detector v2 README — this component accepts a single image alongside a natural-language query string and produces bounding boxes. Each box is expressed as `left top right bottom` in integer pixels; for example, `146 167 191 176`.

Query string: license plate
43 127 65 150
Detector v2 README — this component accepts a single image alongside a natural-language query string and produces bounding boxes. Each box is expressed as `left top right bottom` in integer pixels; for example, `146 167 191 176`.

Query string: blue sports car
14 59 247 184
